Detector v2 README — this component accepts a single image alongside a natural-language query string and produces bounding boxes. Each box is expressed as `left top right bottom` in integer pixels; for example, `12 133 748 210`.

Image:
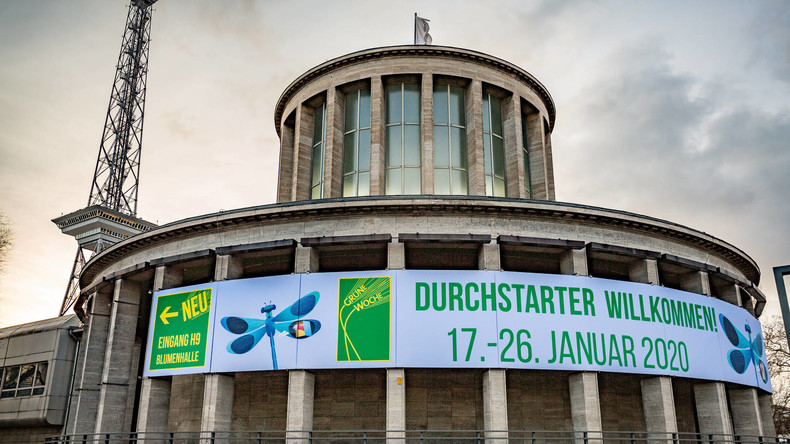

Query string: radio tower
53 0 160 316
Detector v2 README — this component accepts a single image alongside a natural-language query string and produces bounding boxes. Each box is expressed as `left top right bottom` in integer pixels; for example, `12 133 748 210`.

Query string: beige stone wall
673 378 699 434
405 368 484 430
599 373 647 432
167 374 203 432
313 369 386 430
507 370 573 431
232 371 288 431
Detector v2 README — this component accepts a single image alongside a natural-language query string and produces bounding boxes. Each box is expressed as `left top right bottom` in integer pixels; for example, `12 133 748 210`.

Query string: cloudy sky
0 0 788 327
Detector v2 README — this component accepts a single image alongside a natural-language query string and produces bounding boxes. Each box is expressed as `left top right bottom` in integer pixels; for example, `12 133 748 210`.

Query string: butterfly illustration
719 314 768 384
220 291 321 370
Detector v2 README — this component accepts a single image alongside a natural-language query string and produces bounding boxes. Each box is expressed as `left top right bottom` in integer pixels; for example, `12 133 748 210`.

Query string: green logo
149 288 212 371
337 277 391 361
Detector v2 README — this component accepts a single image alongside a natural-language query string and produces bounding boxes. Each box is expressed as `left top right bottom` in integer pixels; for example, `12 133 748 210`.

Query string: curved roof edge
274 45 557 137
78 196 759 287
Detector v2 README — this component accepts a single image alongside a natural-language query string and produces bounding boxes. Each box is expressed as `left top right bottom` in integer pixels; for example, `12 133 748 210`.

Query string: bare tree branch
764 316 790 436
0 211 12 275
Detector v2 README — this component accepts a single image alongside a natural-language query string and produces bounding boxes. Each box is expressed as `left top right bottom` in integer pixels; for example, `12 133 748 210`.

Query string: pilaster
693 382 733 438
286 370 315 444
482 369 508 443
370 75 386 196
386 368 406 444
466 80 485 196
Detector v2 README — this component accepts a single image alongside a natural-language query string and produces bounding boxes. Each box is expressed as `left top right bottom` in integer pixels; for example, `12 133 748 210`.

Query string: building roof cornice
79 196 759 289
273 45 557 137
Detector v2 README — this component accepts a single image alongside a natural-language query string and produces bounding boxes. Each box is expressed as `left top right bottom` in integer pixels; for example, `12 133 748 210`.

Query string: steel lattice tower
53 0 160 316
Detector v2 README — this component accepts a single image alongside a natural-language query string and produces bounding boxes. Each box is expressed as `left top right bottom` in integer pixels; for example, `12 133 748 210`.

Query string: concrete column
629 258 660 285
324 85 344 198
95 278 142 434
70 290 112 435
741 293 756 316
504 94 525 198
560 248 588 276
569 372 602 439
526 112 546 199
295 245 319 273
386 368 406 443
693 382 733 438
466 79 485 196
758 393 776 437
286 370 315 444
278 117 296 203
479 242 501 271
154 264 183 291
137 377 172 433
421 73 434 194
200 374 235 440
215 254 243 281
482 369 508 443
543 119 556 200
640 377 678 440
387 242 405 270
370 75 386 196
292 104 314 201
680 270 711 296
729 387 764 439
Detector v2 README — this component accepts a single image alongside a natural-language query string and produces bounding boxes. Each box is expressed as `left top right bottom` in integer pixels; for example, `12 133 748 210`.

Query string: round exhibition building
0 45 777 443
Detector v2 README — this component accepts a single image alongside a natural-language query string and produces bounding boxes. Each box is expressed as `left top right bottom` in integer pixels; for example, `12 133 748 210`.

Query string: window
385 83 421 195
1 362 47 398
342 89 371 197
482 92 505 197
310 102 327 199
433 84 468 195
521 113 532 198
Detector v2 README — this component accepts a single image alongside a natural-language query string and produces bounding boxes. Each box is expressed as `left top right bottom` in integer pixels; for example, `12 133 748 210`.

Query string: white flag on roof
415 15 432 45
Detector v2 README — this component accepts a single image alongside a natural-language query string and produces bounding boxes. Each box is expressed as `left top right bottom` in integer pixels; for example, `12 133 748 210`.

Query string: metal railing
44 430 789 444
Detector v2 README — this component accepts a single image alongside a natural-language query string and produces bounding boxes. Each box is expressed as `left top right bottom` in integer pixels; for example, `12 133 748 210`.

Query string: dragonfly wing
719 314 749 348
287 320 322 339
221 316 266 334
752 333 764 358
227 326 267 354
727 348 750 374
272 292 320 322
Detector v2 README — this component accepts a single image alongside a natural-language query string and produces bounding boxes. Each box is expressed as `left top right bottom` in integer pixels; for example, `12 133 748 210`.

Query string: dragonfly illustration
719 313 768 385
220 291 321 370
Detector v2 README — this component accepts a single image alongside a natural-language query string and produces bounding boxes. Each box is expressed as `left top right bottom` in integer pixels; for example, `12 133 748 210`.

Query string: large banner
143 270 772 392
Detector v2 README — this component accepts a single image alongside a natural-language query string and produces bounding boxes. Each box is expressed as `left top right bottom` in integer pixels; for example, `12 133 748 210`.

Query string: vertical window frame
482 91 506 197
309 102 327 200
342 88 371 197
433 83 468 195
385 82 422 195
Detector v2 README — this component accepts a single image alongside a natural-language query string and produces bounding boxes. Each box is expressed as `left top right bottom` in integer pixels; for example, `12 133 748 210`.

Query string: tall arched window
385 83 421 195
310 102 326 199
433 84 467 195
342 89 371 197
482 92 505 197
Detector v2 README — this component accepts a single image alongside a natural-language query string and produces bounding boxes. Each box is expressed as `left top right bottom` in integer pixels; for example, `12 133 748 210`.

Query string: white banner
143 270 771 392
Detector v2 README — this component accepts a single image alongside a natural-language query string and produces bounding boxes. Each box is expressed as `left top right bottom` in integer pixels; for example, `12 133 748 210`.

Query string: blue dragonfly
719 314 768 385
220 291 321 370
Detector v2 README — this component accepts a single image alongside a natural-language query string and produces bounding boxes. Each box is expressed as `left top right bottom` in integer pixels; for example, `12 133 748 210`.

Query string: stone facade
20 46 776 441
